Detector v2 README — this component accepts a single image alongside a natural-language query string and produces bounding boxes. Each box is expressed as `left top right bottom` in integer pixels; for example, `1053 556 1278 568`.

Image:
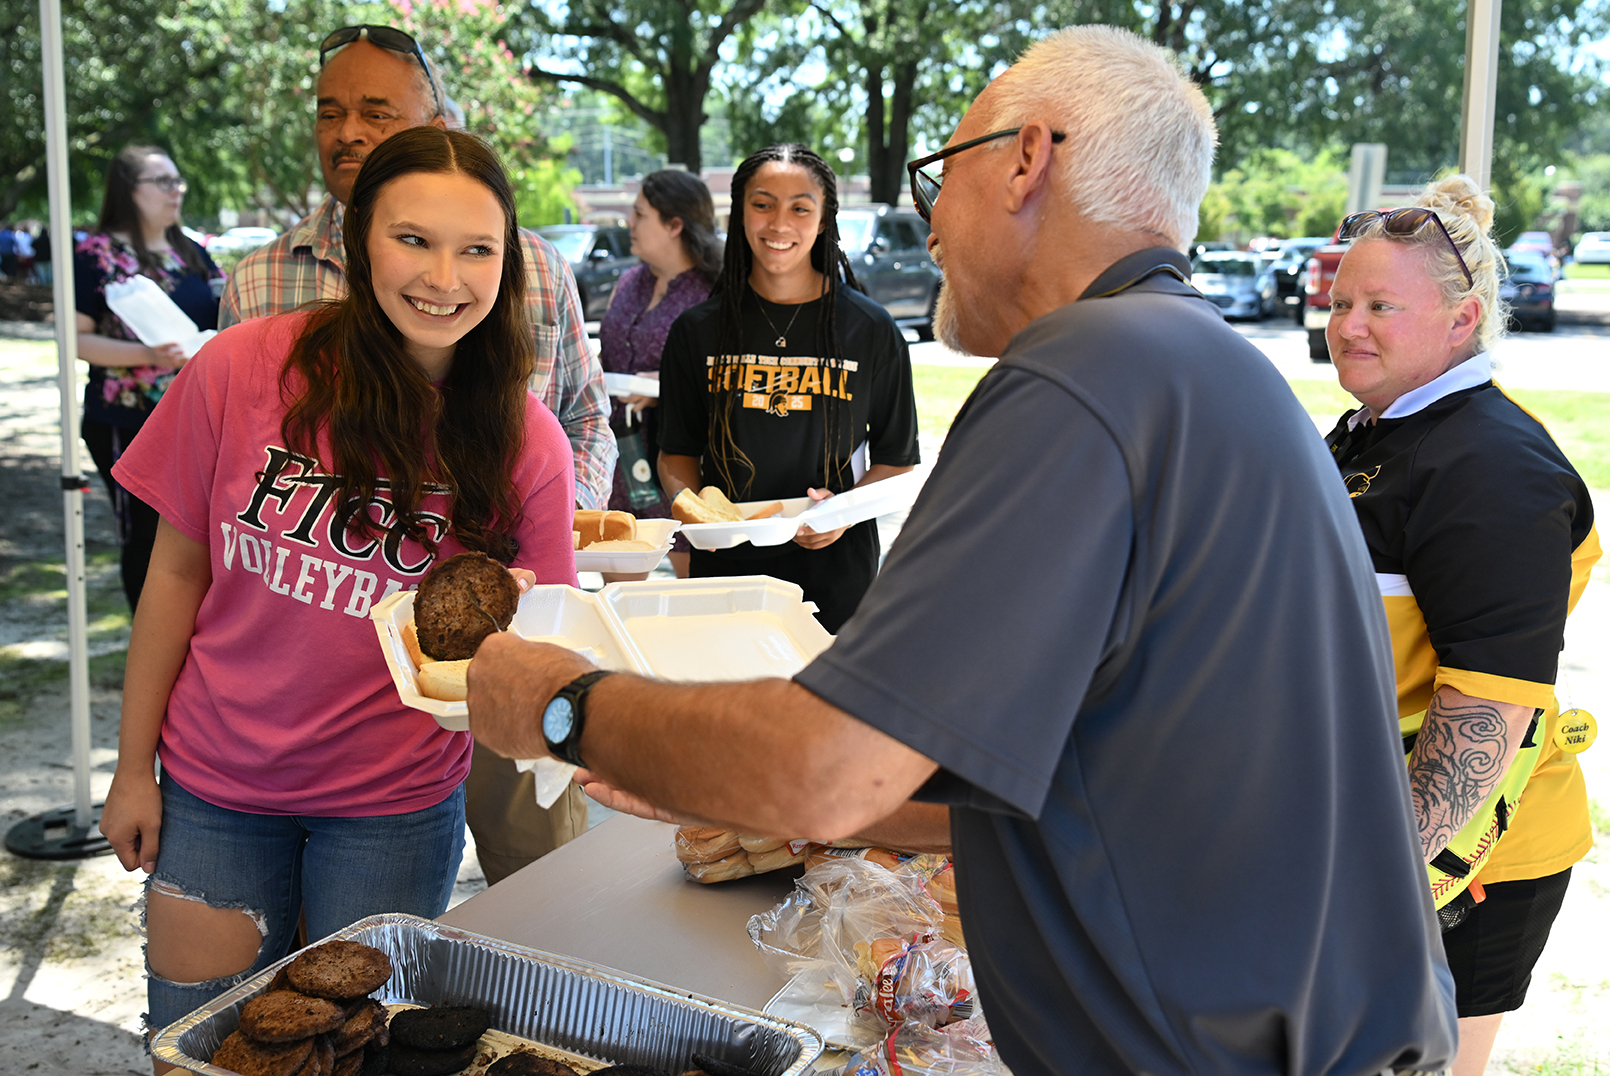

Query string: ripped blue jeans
145 774 464 1035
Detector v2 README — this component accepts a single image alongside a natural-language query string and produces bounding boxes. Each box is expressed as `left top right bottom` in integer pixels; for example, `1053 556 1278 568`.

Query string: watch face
542 697 575 745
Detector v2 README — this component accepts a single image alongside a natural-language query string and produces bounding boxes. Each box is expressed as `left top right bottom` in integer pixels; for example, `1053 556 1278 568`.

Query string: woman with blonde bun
1323 174 1600 1076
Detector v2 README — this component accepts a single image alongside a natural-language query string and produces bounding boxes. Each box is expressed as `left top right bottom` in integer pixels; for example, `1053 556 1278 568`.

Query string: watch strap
545 670 611 767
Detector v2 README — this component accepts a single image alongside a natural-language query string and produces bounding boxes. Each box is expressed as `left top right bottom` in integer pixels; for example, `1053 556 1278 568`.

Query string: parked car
535 224 637 321
1300 227 1350 362
1574 232 1610 265
1502 252 1556 332
205 226 279 255
1270 238 1329 322
836 205 941 340
1190 251 1276 320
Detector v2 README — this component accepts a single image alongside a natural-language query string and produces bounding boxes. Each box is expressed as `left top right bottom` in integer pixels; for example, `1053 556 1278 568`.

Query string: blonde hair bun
1416 174 1495 233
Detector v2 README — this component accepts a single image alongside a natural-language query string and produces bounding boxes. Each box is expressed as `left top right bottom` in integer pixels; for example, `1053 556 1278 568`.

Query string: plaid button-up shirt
219 196 615 509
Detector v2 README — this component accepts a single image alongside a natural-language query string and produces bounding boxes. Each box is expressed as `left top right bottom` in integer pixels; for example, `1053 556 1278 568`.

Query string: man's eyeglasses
319 25 443 118
906 127 1067 223
137 176 188 194
1337 207 1474 288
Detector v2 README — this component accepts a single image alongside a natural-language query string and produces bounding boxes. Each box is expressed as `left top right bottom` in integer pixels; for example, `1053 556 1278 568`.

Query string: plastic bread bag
748 857 962 1032
836 1014 1006 1076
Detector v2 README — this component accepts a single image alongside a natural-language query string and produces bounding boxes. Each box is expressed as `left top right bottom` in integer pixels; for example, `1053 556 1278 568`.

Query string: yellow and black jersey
1327 371 1601 882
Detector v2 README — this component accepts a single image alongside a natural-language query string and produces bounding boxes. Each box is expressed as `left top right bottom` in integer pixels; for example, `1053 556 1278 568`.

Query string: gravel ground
1 328 1605 1075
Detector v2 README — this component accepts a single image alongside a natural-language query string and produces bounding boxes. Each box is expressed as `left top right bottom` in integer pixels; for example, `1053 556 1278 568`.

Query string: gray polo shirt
795 249 1456 1076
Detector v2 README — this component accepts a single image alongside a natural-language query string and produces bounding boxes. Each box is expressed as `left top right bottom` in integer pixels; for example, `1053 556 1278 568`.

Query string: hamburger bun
671 488 737 525
746 845 809 873
417 660 470 701
744 502 784 520
574 509 637 546
698 487 745 520
675 826 742 863
685 851 755 883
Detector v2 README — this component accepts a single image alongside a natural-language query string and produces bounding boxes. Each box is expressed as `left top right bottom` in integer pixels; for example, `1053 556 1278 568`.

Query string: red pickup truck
1299 227 1347 362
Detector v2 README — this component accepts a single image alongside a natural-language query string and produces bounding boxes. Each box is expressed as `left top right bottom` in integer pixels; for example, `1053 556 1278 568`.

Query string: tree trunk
661 29 708 172
870 60 917 204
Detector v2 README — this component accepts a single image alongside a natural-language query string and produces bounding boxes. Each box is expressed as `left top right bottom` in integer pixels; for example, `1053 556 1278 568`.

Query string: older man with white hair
467 25 1457 1075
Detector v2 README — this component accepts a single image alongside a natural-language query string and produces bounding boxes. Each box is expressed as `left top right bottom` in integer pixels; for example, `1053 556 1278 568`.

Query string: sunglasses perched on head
906 127 1067 222
319 25 443 117
1337 207 1474 288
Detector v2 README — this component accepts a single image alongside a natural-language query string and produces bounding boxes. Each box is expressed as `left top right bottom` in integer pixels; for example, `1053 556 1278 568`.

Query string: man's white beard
933 267 966 354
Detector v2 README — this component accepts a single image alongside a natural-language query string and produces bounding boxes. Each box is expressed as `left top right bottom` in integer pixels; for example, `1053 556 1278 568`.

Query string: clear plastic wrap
747 858 974 1040
836 1015 1006 1076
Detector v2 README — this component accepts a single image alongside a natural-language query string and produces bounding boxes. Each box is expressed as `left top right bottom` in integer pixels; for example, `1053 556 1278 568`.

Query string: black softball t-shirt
658 285 920 628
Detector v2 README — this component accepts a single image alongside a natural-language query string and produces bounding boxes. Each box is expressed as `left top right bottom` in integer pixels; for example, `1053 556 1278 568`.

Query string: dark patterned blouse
596 262 713 516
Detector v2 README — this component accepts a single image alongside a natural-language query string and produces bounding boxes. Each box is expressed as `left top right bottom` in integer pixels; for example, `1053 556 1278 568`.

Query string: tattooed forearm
1407 687 1531 863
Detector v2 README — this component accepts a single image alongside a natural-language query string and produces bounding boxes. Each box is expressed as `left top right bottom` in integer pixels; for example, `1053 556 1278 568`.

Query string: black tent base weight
6 803 113 859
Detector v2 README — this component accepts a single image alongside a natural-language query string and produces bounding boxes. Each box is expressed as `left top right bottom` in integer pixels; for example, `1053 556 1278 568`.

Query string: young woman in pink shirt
100 126 578 1054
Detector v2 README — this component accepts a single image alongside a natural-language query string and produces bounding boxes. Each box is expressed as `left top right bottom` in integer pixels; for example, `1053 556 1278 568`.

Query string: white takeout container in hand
370 586 641 731
602 371 662 398
572 517 679 573
104 275 216 359
678 469 925 551
677 497 815 550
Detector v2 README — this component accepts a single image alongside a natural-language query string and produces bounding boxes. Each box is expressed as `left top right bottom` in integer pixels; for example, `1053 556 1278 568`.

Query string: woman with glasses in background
75 144 222 612
1323 174 1600 1076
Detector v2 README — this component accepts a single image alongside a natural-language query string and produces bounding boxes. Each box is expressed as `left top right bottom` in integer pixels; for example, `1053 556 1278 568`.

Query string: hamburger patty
414 552 520 661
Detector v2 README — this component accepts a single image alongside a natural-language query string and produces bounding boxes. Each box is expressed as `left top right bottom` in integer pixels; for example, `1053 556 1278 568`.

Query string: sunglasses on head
906 127 1067 223
1337 207 1474 288
319 25 443 118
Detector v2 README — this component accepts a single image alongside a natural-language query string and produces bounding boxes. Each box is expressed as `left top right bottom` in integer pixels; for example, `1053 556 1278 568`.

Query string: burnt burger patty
414 552 520 661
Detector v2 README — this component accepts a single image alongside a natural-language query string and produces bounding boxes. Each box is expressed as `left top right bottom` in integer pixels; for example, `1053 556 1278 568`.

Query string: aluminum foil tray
152 913 824 1076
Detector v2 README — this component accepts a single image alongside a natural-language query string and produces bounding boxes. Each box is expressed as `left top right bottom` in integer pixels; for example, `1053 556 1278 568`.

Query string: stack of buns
670 487 783 526
926 864 965 949
573 509 656 552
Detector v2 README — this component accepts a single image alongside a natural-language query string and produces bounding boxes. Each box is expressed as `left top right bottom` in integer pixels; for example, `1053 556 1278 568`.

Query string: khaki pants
465 741 589 886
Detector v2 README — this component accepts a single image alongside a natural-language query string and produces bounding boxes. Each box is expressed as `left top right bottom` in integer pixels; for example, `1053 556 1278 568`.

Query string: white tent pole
1459 0 1502 190
40 0 94 832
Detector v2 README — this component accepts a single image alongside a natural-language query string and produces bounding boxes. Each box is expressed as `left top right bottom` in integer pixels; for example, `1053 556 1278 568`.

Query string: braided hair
710 144 863 498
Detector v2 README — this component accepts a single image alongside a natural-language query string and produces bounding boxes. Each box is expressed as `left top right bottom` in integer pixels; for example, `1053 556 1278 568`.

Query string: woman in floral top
596 170 722 579
75 144 221 610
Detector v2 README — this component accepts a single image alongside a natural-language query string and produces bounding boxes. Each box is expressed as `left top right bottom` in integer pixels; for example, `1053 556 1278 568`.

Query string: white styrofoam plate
677 497 814 550
594 576 833 681
573 517 680 573
603 372 661 398
370 586 640 730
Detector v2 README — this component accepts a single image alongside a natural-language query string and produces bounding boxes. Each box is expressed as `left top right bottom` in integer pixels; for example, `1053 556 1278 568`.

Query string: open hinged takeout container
151 913 824 1076
372 577 835 730
678 469 925 551
574 517 681 574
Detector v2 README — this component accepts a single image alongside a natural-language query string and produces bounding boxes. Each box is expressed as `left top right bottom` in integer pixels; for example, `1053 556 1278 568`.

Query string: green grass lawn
915 362 1610 491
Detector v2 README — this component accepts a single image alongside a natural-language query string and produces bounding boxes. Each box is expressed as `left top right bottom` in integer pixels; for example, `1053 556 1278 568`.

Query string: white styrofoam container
370 586 643 730
574 517 681 573
677 497 814 550
603 371 662 398
594 577 834 682
678 471 924 551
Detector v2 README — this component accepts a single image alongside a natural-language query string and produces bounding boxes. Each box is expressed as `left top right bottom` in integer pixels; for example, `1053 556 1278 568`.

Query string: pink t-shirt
114 313 578 816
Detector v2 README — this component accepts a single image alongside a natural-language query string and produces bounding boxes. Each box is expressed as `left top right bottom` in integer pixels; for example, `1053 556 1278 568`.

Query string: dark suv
836 206 942 340
534 224 638 320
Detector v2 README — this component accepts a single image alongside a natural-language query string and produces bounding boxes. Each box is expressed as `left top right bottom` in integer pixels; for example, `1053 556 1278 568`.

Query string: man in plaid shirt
221 27 608 883
220 33 614 515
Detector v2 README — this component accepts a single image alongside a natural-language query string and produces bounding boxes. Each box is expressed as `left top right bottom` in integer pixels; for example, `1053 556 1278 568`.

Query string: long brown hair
640 169 723 283
279 126 535 561
711 144 861 497
96 144 209 277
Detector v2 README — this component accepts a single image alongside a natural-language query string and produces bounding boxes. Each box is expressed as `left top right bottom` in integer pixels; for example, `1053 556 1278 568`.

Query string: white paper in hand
514 756 578 809
104 275 216 359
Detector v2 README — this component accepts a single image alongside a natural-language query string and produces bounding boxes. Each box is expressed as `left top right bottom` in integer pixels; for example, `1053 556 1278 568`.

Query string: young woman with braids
98 127 577 1055
657 144 920 632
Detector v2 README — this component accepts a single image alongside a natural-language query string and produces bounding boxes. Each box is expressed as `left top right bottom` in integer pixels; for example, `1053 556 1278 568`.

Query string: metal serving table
438 814 800 1011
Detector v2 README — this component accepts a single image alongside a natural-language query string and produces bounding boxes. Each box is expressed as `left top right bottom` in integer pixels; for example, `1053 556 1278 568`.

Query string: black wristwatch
542 671 611 767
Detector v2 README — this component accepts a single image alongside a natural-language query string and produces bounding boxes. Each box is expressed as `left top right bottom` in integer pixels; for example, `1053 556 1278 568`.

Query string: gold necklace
755 293 807 348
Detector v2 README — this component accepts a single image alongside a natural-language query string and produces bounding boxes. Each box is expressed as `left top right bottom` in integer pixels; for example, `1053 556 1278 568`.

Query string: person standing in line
0 223 15 280
467 26 1456 1076
218 24 607 883
100 129 579 1069
597 170 722 582
13 224 35 281
656 144 920 633
1323 176 1599 1076
75 145 222 611
33 226 52 286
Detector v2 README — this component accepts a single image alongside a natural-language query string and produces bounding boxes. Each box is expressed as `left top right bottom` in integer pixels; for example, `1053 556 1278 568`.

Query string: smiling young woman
655 144 921 632
98 127 579 1058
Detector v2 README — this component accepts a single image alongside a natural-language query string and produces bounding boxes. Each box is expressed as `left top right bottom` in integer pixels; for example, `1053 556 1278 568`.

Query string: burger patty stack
386 1006 493 1075
210 941 393 1076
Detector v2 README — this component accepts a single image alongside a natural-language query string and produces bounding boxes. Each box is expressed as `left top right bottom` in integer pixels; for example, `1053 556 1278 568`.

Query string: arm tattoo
1407 694 1509 863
